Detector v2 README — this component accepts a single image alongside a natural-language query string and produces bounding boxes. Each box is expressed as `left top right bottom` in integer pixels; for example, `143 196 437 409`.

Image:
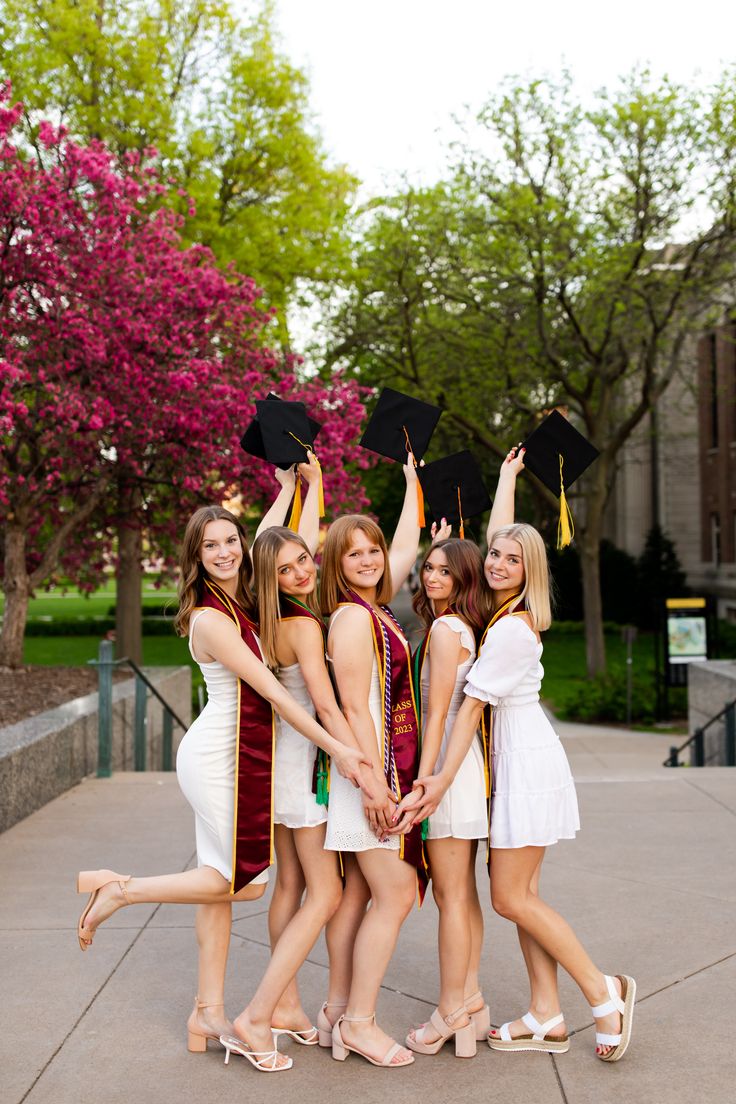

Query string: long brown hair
320 515 393 616
174 506 255 636
487 523 552 631
413 538 490 637
251 526 318 668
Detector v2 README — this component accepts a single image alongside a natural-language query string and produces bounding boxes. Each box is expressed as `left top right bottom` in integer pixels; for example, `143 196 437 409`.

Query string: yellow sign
666 598 706 610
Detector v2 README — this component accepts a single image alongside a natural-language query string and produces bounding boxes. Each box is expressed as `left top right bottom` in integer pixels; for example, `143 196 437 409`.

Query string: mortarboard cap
521 410 599 548
240 394 321 470
359 387 442 464
418 451 491 539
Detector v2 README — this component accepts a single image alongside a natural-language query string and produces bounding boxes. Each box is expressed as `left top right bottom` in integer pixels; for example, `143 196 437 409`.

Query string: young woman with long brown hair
317 460 425 1069
405 501 636 1063
76 502 368 1073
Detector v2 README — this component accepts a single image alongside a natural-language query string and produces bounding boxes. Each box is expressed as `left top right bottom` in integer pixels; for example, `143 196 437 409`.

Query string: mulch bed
0 666 130 728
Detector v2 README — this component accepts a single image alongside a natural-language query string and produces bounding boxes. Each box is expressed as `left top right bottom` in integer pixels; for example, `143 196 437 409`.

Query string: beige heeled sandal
76 869 131 951
187 998 228 1053
332 1014 414 1067
406 1006 477 1058
316 1000 348 1048
465 990 491 1041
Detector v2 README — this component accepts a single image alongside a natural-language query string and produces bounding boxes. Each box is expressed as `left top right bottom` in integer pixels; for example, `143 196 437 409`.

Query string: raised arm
296 452 321 556
194 610 370 787
329 606 399 831
486 446 525 545
388 457 422 597
255 466 297 539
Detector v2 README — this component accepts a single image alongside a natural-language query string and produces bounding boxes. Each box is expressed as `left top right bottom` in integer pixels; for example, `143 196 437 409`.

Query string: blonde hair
488 523 552 632
252 527 318 669
174 506 255 637
320 515 393 616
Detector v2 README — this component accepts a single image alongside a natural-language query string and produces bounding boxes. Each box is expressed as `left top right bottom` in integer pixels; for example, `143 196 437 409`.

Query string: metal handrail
664 696 736 767
89 639 187 777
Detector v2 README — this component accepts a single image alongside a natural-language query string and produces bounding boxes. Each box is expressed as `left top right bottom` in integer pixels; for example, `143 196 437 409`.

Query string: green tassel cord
315 748 330 806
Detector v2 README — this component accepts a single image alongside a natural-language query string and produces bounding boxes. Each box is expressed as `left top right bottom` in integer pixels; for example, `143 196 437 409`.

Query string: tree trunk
0 522 30 668
116 485 143 664
579 524 606 676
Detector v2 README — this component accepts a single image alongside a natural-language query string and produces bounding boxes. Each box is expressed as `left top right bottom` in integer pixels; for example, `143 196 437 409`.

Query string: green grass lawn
0 580 178 621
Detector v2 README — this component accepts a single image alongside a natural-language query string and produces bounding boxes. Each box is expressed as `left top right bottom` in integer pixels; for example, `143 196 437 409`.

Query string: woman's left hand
331 743 374 792
386 785 425 834
403 452 423 484
431 518 452 543
297 451 320 485
275 465 297 491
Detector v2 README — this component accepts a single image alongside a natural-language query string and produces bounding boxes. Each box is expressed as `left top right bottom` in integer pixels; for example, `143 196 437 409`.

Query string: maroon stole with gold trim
339 590 428 902
477 592 523 863
198 579 274 893
278 595 330 803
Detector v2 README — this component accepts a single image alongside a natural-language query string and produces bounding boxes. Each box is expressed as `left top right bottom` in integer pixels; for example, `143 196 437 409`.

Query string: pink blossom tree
0 90 369 667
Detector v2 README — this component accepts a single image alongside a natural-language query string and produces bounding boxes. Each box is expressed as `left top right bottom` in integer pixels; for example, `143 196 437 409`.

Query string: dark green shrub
25 617 175 637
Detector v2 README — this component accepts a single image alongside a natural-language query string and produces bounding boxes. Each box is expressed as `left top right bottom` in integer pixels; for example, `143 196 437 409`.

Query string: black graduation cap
418 451 491 538
240 394 321 469
359 387 442 464
521 410 599 547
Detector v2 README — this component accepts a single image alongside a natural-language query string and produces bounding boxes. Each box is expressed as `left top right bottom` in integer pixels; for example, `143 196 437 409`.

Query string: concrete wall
687 659 736 765
0 667 191 833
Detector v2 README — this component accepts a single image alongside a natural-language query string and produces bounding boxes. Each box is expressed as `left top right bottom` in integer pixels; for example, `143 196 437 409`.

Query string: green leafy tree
327 72 736 674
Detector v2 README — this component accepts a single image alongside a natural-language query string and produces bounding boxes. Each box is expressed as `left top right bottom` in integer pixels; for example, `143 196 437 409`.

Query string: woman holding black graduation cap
400 436 637 1064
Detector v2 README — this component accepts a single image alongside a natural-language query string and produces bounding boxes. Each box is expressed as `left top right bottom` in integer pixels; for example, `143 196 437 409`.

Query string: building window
712 512 721 566
710 333 719 448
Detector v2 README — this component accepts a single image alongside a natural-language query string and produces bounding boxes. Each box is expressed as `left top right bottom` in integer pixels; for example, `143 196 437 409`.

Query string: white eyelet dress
463 615 580 849
273 661 327 829
421 615 488 840
324 606 400 853
175 608 269 884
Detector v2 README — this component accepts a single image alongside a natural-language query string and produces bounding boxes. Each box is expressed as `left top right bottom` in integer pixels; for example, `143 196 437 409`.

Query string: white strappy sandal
488 1011 570 1053
219 1033 293 1071
590 974 636 1062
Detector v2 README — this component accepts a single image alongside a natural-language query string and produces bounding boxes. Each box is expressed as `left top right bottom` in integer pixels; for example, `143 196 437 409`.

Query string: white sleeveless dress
273 661 327 829
324 605 400 853
464 615 579 849
421 615 487 841
175 608 269 884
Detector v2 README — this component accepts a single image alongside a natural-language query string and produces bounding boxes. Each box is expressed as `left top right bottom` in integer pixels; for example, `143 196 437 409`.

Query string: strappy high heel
76 869 131 951
219 1034 293 1072
406 1006 477 1058
465 990 491 1041
187 998 228 1053
271 1025 319 1046
332 1014 414 1067
590 974 636 1062
316 1000 348 1048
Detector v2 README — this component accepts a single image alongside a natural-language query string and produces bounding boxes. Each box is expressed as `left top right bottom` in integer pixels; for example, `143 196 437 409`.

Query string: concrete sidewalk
2 726 735 1104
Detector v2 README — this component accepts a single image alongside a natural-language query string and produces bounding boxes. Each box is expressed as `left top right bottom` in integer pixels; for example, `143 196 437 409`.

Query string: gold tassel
457 486 465 540
556 455 574 549
313 452 325 518
287 431 325 520
288 477 302 532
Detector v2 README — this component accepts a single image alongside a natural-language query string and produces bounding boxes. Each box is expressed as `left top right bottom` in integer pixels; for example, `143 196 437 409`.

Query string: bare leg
408 838 472 1044
322 855 371 1026
232 826 343 1057
338 849 416 1065
83 865 265 932
463 840 485 1006
269 824 310 1032
490 847 624 1054
188 902 234 1038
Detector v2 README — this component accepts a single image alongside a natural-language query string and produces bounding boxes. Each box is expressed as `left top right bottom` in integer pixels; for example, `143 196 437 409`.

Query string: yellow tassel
313 452 325 518
556 455 574 549
288 479 302 532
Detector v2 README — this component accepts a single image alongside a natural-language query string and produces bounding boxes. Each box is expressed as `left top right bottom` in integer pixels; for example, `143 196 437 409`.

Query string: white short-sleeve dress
273 661 327 830
175 608 269 885
463 615 580 849
421 615 487 840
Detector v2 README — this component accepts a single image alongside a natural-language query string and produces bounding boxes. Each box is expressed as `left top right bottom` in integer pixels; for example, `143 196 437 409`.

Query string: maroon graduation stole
278 594 330 804
477 591 523 862
339 590 428 902
197 579 275 893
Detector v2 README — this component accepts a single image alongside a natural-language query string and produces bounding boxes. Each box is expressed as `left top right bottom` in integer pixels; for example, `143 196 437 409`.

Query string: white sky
269 0 735 194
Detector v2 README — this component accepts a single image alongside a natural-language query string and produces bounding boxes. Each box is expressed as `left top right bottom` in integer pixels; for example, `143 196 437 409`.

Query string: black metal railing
664 698 736 767
89 639 187 778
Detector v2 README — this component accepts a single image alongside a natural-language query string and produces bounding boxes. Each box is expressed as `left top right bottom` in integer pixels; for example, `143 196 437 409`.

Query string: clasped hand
362 767 399 838
386 773 448 834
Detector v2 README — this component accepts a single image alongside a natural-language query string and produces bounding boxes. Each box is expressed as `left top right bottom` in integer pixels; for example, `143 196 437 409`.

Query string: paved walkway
2 724 735 1104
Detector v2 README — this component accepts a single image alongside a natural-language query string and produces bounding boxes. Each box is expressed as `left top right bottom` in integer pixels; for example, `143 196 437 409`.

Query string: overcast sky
269 0 735 193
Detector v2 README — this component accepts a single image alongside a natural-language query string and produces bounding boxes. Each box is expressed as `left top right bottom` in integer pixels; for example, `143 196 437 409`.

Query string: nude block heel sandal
331 1014 414 1067
406 1007 477 1058
316 1000 347 1048
187 998 225 1053
465 991 491 1041
76 869 131 951
590 974 636 1062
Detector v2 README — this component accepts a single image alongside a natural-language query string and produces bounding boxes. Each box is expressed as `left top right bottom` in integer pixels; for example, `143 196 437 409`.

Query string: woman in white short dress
76 504 366 1074
410 499 637 1064
391 537 490 1058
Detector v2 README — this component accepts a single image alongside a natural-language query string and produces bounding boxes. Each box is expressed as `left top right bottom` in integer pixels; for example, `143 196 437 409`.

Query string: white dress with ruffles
463 615 580 849
273 661 327 829
421 615 488 840
175 608 269 884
